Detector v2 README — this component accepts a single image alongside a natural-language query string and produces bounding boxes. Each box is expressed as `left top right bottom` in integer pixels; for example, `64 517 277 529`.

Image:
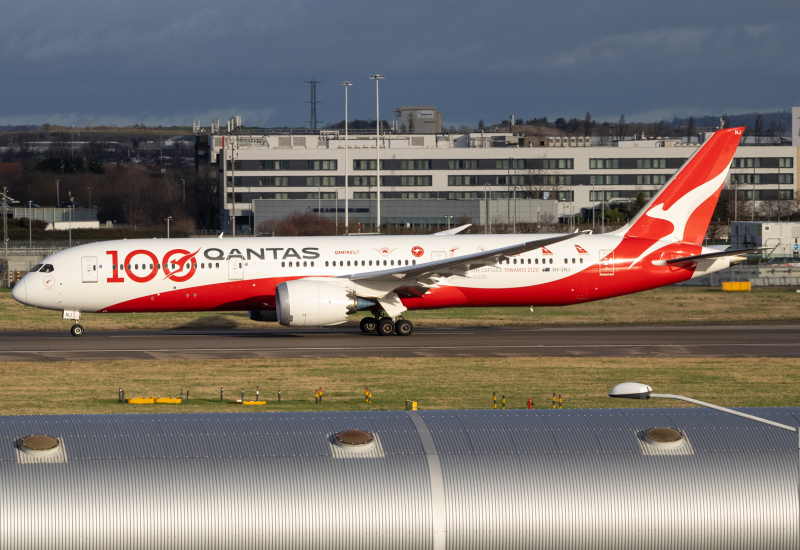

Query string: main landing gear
359 316 414 336
70 324 85 337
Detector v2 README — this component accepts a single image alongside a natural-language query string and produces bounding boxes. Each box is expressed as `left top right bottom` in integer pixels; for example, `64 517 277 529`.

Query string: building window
495 175 525 186
542 158 574 170
400 160 431 170
401 192 432 199
779 158 794 169
353 176 377 187
307 192 336 200
354 192 384 199
448 175 480 186
732 174 762 185
354 160 377 170
448 159 478 170
780 190 794 200
306 176 337 186
307 160 337 170
779 174 793 184
636 175 667 185
589 159 620 169
261 160 290 170
400 176 432 186
556 191 574 202
636 159 667 169
448 192 480 199
539 175 573 186
731 158 762 169
592 175 620 185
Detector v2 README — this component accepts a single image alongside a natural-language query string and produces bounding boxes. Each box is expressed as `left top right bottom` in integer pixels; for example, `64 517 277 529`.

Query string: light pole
445 215 453 230
318 183 321 218
56 180 60 207
340 81 352 232
513 186 519 234
86 187 93 209
608 381 799 467
27 200 32 248
181 179 185 204
166 216 173 239
68 195 74 248
484 183 491 234
370 74 384 233
591 177 596 232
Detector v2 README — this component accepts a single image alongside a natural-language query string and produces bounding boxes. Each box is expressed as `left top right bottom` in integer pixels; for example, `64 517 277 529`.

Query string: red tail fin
623 127 743 245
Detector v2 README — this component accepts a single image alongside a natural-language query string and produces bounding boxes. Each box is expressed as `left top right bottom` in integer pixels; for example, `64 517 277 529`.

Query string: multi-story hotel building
204 122 798 234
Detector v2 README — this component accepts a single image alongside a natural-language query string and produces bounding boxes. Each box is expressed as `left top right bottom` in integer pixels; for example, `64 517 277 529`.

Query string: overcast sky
1 0 798 128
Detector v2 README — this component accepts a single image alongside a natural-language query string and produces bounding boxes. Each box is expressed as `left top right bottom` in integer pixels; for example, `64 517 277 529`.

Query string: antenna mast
305 76 322 130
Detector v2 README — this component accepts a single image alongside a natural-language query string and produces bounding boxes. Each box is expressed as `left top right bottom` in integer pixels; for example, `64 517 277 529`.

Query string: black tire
70 324 84 337
360 317 378 334
395 319 414 336
377 318 395 336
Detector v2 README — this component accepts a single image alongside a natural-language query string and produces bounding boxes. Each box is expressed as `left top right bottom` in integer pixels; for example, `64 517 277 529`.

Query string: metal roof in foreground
1 407 798 550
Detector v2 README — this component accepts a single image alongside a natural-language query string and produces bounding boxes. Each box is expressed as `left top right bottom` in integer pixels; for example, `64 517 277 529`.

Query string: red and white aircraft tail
12 128 751 337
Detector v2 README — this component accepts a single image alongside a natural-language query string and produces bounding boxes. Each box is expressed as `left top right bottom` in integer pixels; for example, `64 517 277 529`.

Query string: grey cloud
0 0 798 127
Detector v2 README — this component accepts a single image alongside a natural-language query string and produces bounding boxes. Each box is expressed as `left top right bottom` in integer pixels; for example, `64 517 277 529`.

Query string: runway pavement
0 323 797 361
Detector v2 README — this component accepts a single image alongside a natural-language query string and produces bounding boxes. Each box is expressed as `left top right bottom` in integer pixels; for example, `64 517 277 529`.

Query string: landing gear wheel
395 319 414 336
360 317 378 334
70 324 84 337
377 318 396 336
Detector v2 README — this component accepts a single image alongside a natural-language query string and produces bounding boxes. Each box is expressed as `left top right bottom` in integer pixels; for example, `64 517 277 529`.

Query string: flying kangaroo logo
449 247 460 257
541 246 553 255
629 171 727 267
411 246 424 258
574 245 589 255
162 249 201 282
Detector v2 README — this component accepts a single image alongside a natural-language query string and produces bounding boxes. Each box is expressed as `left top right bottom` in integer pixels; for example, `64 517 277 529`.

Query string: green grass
2 285 800 332
3 356 800 416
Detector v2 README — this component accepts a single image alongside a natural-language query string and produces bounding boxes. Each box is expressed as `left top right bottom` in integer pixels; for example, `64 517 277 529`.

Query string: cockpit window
29 264 43 272
40 264 55 273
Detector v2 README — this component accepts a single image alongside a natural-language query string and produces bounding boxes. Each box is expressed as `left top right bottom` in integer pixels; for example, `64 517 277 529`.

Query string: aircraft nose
11 278 27 304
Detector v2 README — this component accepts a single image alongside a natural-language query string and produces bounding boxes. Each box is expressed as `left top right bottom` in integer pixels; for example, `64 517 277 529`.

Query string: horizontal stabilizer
652 247 772 266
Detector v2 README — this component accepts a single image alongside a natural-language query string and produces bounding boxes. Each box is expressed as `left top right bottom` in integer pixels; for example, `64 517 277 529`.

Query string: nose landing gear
70 324 85 337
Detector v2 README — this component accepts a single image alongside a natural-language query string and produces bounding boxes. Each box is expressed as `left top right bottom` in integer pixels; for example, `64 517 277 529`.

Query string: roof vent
20 434 60 456
334 430 375 449
644 427 684 449
15 434 68 463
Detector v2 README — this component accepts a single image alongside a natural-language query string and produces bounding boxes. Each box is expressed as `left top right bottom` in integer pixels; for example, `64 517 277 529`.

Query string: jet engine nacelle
276 280 374 327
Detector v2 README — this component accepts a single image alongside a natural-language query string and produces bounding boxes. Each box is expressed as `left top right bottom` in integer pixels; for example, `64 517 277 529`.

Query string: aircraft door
81 256 98 283
431 251 447 262
228 258 244 280
599 250 614 276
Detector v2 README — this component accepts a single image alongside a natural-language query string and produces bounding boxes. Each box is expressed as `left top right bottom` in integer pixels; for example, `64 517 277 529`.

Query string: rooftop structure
2 408 797 549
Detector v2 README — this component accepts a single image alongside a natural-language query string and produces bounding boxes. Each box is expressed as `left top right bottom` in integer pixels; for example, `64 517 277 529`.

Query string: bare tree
686 116 694 141
753 114 763 144
583 111 592 137
616 115 626 141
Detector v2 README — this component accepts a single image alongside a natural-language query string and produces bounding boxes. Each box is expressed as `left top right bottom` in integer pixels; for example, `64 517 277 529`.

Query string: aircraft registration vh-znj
12 128 757 337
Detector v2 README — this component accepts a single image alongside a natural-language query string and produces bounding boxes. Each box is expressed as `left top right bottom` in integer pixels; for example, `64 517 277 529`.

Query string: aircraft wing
342 232 586 285
431 224 472 235
652 247 772 266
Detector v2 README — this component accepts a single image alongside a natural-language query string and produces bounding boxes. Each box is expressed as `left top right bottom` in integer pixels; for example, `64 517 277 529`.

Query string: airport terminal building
204 111 799 234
